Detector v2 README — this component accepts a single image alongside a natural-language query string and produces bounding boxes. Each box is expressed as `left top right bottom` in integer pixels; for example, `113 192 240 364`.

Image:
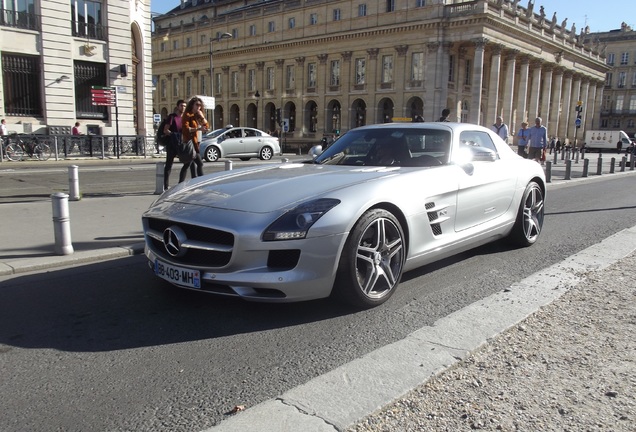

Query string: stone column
317 54 329 133
540 65 553 125
424 42 440 121
438 42 452 113
340 52 351 127
486 44 503 125
469 38 487 125
394 45 409 116
558 71 573 140
515 56 530 126
528 60 543 120
549 68 563 139
365 48 379 123
502 50 517 132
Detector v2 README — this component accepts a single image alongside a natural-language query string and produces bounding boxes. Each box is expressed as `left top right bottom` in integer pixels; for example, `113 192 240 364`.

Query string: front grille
145 217 234 267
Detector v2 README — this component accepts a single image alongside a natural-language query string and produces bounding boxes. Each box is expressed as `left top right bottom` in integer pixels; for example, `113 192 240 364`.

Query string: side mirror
309 144 323 159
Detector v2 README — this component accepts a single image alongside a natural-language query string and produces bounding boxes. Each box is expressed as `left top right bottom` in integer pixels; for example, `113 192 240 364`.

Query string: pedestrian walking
491 116 509 142
527 117 548 163
438 108 451 122
180 96 209 183
516 121 529 158
162 99 192 190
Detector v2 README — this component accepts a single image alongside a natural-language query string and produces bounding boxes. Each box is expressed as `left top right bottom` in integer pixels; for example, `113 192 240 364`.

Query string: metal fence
1 134 158 162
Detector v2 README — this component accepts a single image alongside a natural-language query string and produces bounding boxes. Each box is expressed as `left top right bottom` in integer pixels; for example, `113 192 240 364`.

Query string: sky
150 0 632 33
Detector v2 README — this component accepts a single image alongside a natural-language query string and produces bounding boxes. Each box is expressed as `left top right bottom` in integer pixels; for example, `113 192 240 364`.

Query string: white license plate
155 259 201 289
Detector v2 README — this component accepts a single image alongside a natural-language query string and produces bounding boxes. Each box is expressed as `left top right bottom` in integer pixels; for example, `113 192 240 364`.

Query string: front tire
508 181 544 246
334 209 405 308
204 145 220 162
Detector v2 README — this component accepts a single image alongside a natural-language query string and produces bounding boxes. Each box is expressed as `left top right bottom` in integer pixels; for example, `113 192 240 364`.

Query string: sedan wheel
508 181 544 246
204 145 220 162
334 209 405 308
259 146 273 160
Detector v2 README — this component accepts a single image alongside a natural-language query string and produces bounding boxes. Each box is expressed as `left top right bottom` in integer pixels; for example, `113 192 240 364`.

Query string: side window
457 131 499 161
244 129 257 137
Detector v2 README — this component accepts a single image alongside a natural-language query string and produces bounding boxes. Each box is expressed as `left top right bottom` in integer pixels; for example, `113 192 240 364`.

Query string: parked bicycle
3 133 51 161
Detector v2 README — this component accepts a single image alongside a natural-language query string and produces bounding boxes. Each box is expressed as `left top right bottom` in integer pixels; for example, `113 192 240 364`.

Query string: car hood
157 163 401 213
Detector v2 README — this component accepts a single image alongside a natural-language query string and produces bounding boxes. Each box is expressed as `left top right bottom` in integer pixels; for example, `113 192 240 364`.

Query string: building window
606 72 613 87
464 59 472 85
267 67 275 90
230 71 238 93
618 71 627 88
448 55 455 83
288 17 295 29
630 95 636 112
358 4 367 17
333 8 341 21
249 24 256 36
201 35 206 45
415 0 425 7
616 95 624 111
184 37 190 48
286 65 295 89
601 119 608 128
248 69 256 92
386 0 395 12
411 52 423 81
381 55 393 83
201 75 206 95
215 72 222 94
2 53 42 116
606 53 615 66
161 79 167 99
603 94 611 109
186 76 192 95
1 0 38 30
160 42 166 52
308 63 317 88
355 58 366 84
628 119 635 128
71 0 105 40
621 52 629 65
613 119 621 128
172 40 179 50
330 60 340 86
632 72 636 87
74 60 107 120
310 13 318 25
268 21 275 32
173 77 179 97
232 28 238 39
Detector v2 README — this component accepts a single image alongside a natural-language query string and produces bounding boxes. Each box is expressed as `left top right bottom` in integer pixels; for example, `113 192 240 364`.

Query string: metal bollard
610 157 616 174
68 165 80 201
154 162 165 194
225 160 233 171
631 153 635 171
51 192 74 255
620 156 626 172
552 150 558 165
544 160 552 183
582 159 589 177
575 149 580 164
564 159 571 180
596 156 603 175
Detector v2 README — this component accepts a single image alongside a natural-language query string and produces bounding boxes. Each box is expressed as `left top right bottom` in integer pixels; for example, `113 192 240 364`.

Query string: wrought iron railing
0 9 40 31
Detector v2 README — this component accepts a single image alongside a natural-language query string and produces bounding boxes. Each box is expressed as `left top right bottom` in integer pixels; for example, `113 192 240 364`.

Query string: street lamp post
209 31 232 130
254 90 260 129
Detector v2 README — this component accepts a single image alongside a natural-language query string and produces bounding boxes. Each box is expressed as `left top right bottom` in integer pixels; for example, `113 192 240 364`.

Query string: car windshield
313 127 451 167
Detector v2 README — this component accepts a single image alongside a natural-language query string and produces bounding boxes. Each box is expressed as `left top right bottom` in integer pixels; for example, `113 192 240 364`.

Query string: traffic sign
575 118 582 128
91 86 116 106
282 119 289 133
153 114 162 123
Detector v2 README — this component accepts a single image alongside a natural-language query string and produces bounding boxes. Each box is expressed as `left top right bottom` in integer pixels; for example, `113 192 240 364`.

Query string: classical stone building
0 0 154 136
585 22 636 138
152 0 608 147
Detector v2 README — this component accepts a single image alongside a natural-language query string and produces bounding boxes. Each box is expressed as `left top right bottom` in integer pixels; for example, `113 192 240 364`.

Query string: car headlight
263 198 340 241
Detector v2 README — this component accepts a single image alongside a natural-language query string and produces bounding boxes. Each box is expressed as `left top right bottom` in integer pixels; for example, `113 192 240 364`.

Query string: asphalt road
1 162 636 431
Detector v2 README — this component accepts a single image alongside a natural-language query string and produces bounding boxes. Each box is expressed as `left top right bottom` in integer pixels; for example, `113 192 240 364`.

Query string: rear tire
333 209 405 309
259 146 273 160
34 143 51 161
508 181 544 246
5 143 24 161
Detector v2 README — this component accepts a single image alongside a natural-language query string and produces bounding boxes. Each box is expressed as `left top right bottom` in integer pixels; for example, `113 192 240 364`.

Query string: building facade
585 22 636 138
152 0 608 147
0 0 154 137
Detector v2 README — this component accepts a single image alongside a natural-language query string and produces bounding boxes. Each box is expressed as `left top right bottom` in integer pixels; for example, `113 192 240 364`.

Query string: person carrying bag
180 97 209 183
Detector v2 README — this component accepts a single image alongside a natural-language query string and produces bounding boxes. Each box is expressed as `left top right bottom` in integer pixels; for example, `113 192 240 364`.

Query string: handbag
177 139 196 163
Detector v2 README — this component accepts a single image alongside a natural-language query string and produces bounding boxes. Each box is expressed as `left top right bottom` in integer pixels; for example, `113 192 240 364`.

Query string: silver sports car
143 122 545 308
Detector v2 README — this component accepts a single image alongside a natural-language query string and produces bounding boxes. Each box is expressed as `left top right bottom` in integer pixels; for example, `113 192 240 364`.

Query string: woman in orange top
180 97 209 183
